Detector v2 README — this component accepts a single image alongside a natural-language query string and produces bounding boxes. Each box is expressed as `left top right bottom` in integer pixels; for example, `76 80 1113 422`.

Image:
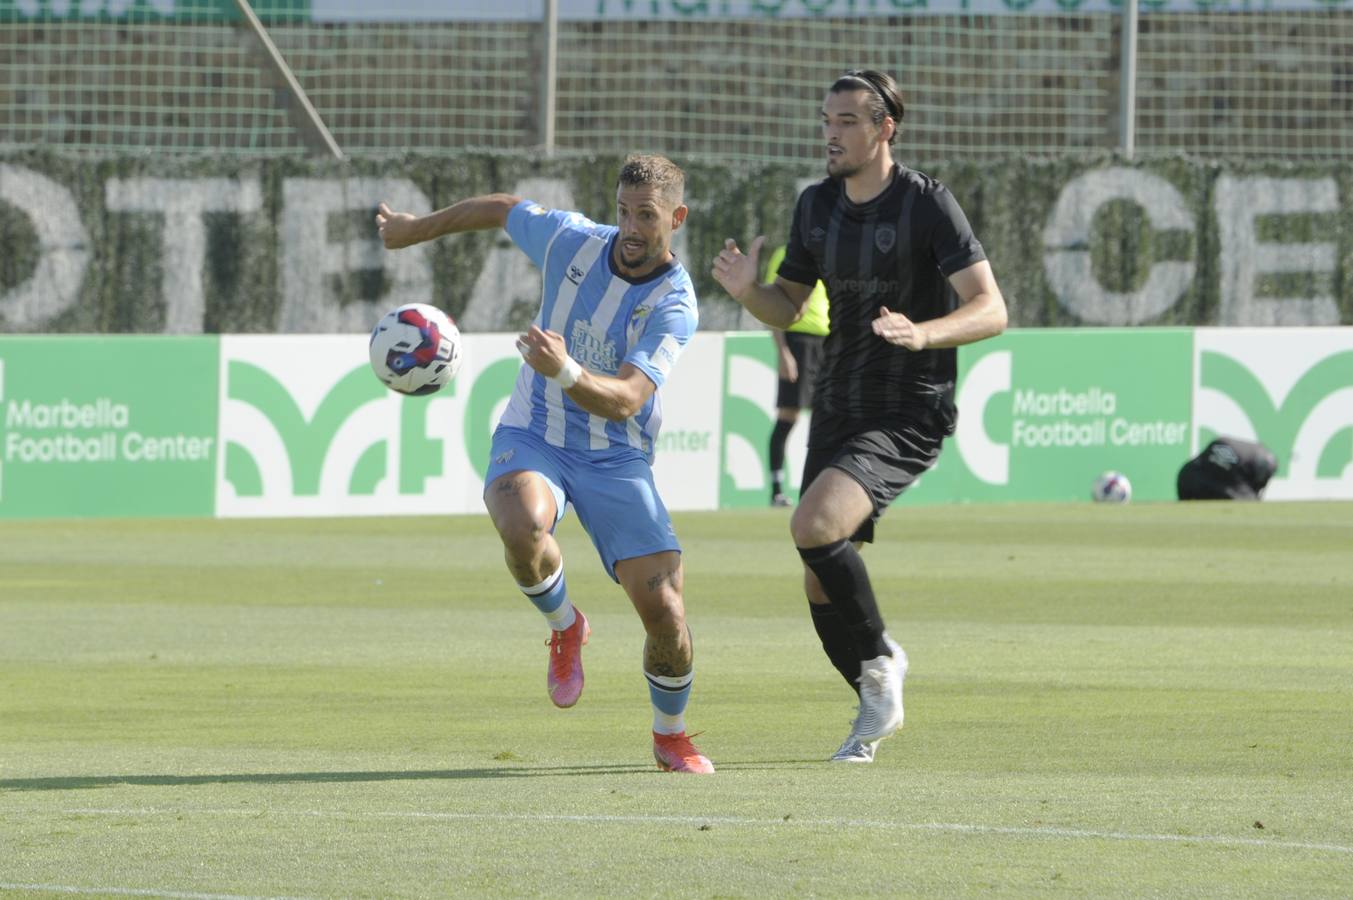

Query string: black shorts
801 409 946 544
776 331 824 410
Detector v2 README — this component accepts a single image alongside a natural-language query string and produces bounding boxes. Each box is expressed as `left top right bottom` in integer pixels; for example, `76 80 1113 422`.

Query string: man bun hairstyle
618 153 686 206
831 69 905 144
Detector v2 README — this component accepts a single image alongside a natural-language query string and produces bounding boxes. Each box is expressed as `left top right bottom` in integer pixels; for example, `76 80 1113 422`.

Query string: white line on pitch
0 882 305 900
57 806 1353 856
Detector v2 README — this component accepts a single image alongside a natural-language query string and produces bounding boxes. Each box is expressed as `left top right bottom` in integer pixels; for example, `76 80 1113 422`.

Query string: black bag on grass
1177 437 1278 501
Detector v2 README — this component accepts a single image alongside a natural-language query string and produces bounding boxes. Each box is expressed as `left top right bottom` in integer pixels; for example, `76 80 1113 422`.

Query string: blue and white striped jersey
497 199 699 462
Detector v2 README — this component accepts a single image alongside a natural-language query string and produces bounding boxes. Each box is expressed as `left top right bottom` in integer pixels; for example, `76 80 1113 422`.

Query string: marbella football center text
1010 388 1187 448
4 398 215 463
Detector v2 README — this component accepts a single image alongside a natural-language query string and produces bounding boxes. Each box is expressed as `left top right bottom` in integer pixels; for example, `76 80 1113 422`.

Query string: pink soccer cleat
546 609 589 708
652 731 715 775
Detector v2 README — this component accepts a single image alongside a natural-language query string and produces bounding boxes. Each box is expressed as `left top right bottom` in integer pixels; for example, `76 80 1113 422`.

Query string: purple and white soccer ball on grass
1091 470 1132 504
369 302 463 396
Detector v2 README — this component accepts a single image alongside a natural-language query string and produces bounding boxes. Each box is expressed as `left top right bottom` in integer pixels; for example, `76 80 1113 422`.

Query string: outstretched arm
377 193 522 249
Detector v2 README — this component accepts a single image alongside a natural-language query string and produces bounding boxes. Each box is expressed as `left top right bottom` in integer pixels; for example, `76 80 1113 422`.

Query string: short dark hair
830 69 905 144
617 153 685 207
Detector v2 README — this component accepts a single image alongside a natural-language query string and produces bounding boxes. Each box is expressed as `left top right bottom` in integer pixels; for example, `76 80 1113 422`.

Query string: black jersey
777 164 986 425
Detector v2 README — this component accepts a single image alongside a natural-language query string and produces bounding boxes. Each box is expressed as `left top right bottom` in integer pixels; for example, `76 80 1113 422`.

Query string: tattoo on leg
646 569 677 593
644 625 692 677
495 475 527 496
646 658 680 678
506 558 537 585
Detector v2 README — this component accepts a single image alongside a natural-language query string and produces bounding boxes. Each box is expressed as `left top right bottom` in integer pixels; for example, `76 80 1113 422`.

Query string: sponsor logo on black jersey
831 276 903 296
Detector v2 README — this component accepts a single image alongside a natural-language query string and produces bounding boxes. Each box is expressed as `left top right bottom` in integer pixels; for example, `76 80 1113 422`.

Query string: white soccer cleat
883 633 907 730
854 642 907 743
830 728 880 763
883 633 903 658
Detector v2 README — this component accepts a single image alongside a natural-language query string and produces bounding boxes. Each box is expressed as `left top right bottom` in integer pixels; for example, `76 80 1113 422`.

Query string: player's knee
636 590 685 633
791 489 861 546
789 504 830 547
492 511 552 556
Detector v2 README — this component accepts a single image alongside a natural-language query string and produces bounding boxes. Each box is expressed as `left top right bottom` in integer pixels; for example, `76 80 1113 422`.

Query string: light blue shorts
483 426 680 582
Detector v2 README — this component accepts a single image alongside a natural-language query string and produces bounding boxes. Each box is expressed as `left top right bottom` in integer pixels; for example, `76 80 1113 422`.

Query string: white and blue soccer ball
1092 470 1132 503
369 302 462 396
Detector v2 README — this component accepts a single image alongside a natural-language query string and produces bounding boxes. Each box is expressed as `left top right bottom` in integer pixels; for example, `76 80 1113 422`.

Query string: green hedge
1 149 1349 333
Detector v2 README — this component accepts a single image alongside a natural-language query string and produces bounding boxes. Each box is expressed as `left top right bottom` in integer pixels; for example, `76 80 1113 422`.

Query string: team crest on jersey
627 302 655 342
570 319 619 373
875 225 896 254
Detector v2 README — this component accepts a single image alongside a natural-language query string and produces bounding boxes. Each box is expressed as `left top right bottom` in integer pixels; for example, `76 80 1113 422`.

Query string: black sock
809 601 861 694
768 419 793 494
798 540 889 661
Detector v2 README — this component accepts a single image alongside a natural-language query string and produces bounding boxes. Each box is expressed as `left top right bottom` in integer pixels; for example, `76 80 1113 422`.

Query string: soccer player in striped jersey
713 70 1008 763
377 154 712 774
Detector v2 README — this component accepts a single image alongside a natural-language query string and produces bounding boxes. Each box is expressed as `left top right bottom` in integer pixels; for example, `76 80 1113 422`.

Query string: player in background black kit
712 69 1007 763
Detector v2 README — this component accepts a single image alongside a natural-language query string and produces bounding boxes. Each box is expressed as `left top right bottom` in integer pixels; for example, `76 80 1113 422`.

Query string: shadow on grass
0 759 824 792
0 765 650 792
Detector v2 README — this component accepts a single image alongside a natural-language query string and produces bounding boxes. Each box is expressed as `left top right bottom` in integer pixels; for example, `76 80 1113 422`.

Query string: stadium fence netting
2 3 1352 163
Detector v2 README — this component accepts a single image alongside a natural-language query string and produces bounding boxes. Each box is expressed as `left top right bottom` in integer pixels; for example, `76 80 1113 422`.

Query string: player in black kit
712 70 1007 763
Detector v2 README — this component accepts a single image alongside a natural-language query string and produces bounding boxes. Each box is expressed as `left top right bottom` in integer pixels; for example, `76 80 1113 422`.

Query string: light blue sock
520 565 575 631
646 670 693 735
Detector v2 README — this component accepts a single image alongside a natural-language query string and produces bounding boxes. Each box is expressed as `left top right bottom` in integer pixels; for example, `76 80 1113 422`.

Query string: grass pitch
2 502 1351 898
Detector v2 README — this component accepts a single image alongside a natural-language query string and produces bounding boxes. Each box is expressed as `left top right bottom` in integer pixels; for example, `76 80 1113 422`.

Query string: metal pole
539 0 558 155
233 0 344 159
1118 0 1139 159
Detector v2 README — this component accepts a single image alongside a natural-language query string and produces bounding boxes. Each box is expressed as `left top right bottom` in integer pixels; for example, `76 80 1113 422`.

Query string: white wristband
551 356 583 389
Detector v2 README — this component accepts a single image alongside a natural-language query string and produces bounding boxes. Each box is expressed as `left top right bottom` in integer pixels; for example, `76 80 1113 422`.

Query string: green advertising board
1 329 1346 519
0 336 219 518
719 333 782 509
925 328 1195 504
719 328 1197 509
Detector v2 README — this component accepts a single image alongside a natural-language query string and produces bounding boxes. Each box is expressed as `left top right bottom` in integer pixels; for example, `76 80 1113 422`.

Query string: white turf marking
58 807 1353 856
0 883 302 900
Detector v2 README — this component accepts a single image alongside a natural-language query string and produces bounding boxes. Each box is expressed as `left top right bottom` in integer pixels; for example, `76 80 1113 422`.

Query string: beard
826 154 863 179
620 240 657 270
